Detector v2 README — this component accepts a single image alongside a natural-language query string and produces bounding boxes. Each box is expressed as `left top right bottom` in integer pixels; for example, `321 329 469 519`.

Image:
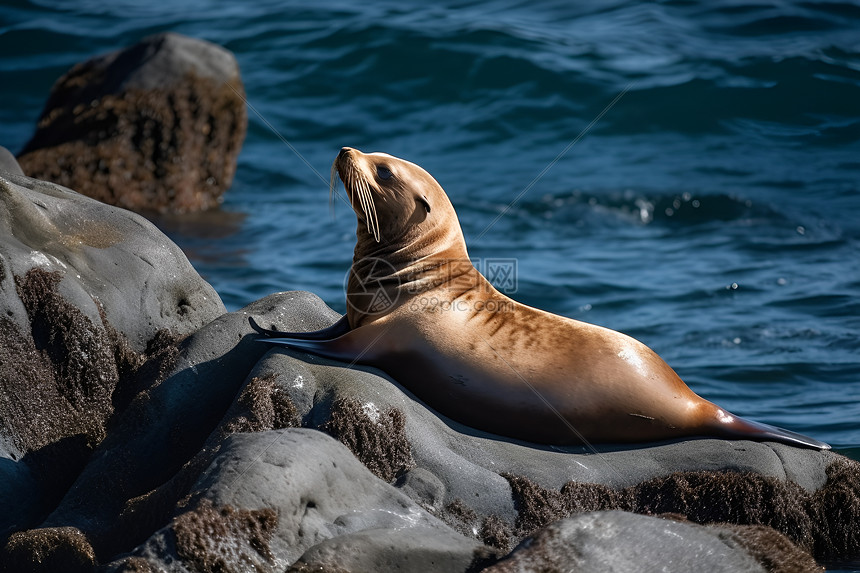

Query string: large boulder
17 32 247 213
0 171 225 540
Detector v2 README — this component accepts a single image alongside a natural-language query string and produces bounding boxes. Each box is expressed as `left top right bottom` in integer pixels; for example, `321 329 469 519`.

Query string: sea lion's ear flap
419 196 431 213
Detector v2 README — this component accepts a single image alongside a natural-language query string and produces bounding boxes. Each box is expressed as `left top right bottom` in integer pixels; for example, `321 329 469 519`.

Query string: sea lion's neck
347 224 471 327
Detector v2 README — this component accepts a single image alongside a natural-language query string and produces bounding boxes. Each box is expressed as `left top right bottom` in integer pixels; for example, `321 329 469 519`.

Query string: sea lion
250 147 829 450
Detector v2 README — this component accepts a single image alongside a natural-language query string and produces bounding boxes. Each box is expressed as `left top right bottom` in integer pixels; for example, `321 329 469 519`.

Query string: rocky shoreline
1 34 858 572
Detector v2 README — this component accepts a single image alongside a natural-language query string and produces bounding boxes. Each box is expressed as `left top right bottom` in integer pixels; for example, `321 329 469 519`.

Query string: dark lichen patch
0 526 96 573
480 514 514 553
502 457 860 566
112 453 211 560
106 556 158 573
95 371 291 559
7 267 175 451
502 472 630 538
1 267 189 544
224 373 299 435
560 480 632 514
1 268 128 515
808 457 860 564
443 498 513 553
15 268 116 443
111 328 183 413
468 547 507 573
173 499 277 573
503 473 566 536
444 498 479 538
322 397 415 483
715 523 824 573
97 301 144 386
0 315 82 454
631 470 815 550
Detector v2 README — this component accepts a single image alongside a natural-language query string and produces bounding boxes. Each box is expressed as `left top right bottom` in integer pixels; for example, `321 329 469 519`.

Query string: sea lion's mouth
332 147 381 243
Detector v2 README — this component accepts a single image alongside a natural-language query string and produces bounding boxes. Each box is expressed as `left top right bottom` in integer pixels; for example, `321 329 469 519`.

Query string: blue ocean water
1 1 858 457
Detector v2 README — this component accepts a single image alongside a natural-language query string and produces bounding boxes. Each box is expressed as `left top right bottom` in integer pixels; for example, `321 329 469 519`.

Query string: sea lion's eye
377 166 392 180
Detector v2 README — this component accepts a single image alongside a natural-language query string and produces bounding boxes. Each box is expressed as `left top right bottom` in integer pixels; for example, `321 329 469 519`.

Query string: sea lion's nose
339 147 353 159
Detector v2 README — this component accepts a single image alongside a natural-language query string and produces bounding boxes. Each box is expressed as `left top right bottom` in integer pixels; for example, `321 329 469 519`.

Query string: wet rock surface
0 172 223 544
0 146 23 176
17 32 247 213
482 511 823 573
0 175 856 572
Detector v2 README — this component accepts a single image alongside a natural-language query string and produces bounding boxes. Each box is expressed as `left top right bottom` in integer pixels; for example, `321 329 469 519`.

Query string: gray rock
290 526 492 573
484 511 766 573
0 171 224 540
106 429 494 573
38 293 324 555
0 146 23 176
0 172 224 350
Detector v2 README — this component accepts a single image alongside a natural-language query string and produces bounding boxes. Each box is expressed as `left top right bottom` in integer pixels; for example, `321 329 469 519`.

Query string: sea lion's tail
711 411 830 450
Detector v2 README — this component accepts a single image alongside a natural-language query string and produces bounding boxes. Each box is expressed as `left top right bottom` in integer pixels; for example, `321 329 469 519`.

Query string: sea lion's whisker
329 160 340 216
362 178 381 242
360 179 378 242
354 177 374 240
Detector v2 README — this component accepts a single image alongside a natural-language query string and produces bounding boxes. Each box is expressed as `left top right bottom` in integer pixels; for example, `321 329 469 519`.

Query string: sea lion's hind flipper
248 315 350 340
720 416 830 450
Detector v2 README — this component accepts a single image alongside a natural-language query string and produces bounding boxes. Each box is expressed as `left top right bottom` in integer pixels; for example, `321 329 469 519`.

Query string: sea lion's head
332 147 462 250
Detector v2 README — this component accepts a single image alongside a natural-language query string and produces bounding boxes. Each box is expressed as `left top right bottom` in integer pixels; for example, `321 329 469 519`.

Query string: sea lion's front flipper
248 315 351 341
250 323 382 365
717 414 830 450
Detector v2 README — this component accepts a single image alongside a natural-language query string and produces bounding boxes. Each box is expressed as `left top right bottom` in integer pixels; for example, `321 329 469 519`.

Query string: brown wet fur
172 499 278 572
322 396 415 483
0 527 96 573
499 457 860 566
18 63 246 213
